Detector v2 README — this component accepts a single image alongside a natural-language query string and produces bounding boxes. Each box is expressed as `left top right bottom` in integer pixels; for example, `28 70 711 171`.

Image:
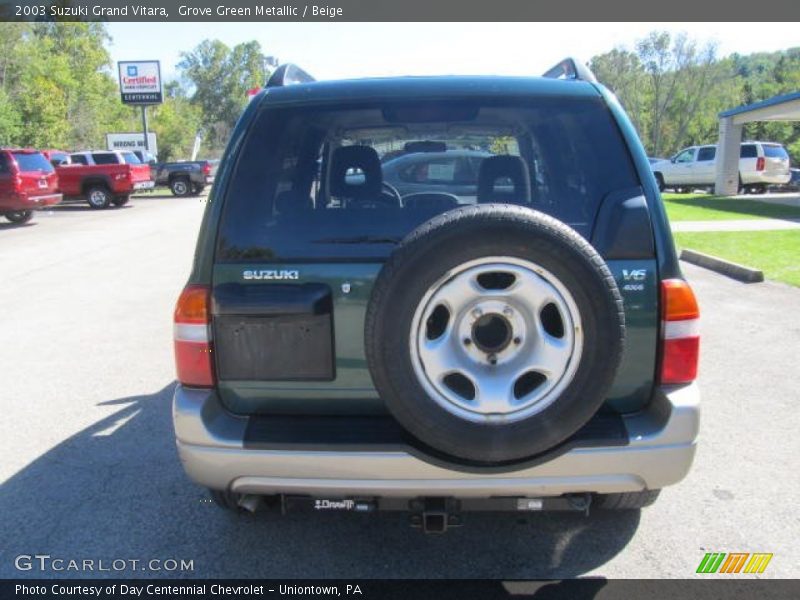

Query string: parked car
41 149 71 168
55 150 153 209
172 60 700 529
0 149 61 223
345 149 518 204
133 150 157 164
381 149 492 200
651 141 791 194
784 168 800 191
152 160 214 196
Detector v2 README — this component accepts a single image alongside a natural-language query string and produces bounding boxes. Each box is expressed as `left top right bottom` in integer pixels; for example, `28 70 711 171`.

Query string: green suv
172 59 700 531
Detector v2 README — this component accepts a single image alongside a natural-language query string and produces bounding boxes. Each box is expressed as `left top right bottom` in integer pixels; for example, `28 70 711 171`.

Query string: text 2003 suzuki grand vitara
172 59 699 532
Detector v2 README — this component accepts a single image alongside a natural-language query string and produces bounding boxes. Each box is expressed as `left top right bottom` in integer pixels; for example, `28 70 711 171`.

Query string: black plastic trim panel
243 411 628 474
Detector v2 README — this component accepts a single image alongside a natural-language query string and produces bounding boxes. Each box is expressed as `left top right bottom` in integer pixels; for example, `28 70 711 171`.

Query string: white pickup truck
651 141 791 194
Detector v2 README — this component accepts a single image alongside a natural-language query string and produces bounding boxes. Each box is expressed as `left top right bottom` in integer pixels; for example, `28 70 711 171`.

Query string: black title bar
3 579 800 600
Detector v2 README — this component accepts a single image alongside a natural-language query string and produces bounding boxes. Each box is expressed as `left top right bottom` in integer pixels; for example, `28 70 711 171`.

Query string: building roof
720 91 800 118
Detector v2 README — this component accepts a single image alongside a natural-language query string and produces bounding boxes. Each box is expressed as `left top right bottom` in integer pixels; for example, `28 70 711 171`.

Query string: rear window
70 154 89 165
92 153 119 165
740 144 757 158
12 152 54 173
122 152 141 164
217 97 641 262
763 144 788 159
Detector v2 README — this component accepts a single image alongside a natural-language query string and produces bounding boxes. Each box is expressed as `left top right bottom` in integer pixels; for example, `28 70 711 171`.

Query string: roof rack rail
542 57 596 83
265 63 316 88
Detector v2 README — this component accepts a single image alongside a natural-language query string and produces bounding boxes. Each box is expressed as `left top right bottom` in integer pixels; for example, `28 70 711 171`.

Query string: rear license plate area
212 283 334 381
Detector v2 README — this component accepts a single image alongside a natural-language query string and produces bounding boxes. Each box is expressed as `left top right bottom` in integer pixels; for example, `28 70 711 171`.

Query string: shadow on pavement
0 383 640 579
0 221 37 230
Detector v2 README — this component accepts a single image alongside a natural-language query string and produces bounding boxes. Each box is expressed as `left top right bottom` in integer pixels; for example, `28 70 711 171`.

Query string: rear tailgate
762 144 790 177
128 163 155 190
11 152 58 196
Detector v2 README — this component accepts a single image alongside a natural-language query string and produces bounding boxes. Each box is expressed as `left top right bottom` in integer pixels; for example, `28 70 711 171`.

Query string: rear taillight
202 162 211 175
173 285 215 387
659 279 700 385
756 157 765 171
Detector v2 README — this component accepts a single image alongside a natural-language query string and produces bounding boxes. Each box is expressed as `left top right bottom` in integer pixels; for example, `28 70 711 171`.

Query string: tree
149 81 203 161
590 48 649 140
592 31 742 157
178 39 269 150
0 88 22 145
0 23 132 149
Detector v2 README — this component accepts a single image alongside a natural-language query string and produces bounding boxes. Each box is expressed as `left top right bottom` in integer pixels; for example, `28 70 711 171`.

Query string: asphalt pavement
0 193 798 579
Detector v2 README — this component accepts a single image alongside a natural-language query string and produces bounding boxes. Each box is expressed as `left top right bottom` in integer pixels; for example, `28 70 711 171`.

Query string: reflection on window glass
217 98 641 262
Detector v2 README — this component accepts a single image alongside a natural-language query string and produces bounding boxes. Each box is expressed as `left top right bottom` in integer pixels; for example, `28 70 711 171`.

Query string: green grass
662 193 800 222
675 230 800 287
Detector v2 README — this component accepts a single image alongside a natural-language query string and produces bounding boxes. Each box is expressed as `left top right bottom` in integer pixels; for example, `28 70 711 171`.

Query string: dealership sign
106 132 158 157
117 61 162 105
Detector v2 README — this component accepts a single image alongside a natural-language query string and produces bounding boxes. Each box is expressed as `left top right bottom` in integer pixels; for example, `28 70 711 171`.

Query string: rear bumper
743 171 791 185
173 384 699 498
1 192 62 211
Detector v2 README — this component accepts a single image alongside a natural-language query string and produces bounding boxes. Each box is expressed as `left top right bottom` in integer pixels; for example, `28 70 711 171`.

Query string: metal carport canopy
714 90 800 195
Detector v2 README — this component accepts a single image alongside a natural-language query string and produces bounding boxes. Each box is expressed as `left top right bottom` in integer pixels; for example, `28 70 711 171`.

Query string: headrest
477 155 531 204
329 145 382 199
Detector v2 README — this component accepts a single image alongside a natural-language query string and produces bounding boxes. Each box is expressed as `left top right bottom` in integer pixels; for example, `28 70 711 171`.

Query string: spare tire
365 204 625 464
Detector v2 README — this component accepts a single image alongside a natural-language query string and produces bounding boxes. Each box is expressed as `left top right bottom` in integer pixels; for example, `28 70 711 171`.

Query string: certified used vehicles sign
117 60 163 105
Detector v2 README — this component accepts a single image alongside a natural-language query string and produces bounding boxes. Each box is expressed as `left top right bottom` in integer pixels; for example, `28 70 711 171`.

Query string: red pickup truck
0 149 62 224
55 150 154 209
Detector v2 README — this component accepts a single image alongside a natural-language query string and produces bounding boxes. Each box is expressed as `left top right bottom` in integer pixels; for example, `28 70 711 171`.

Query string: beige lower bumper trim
174 383 699 498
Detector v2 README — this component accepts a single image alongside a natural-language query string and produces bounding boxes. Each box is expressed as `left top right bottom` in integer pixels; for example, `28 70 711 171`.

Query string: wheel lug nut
503 306 513 316
471 308 482 319
463 338 471 345
514 337 522 345
488 354 497 365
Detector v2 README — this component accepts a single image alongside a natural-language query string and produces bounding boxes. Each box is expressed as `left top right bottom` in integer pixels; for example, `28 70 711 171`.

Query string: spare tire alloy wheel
365 205 625 464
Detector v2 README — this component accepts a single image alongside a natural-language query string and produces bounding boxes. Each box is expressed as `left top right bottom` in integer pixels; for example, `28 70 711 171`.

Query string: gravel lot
0 193 798 579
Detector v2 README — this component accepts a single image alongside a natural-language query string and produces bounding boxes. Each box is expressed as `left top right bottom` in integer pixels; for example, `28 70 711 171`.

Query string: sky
107 22 800 83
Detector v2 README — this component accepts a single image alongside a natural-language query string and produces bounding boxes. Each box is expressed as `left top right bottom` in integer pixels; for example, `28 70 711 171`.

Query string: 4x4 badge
242 269 299 281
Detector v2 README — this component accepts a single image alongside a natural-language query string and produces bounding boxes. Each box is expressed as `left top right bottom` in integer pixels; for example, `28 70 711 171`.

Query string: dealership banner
118 61 163 105
1 0 799 21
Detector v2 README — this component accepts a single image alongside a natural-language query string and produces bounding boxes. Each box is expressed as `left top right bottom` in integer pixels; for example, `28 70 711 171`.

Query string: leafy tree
590 48 650 140
178 39 269 151
149 82 203 161
0 88 22 145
